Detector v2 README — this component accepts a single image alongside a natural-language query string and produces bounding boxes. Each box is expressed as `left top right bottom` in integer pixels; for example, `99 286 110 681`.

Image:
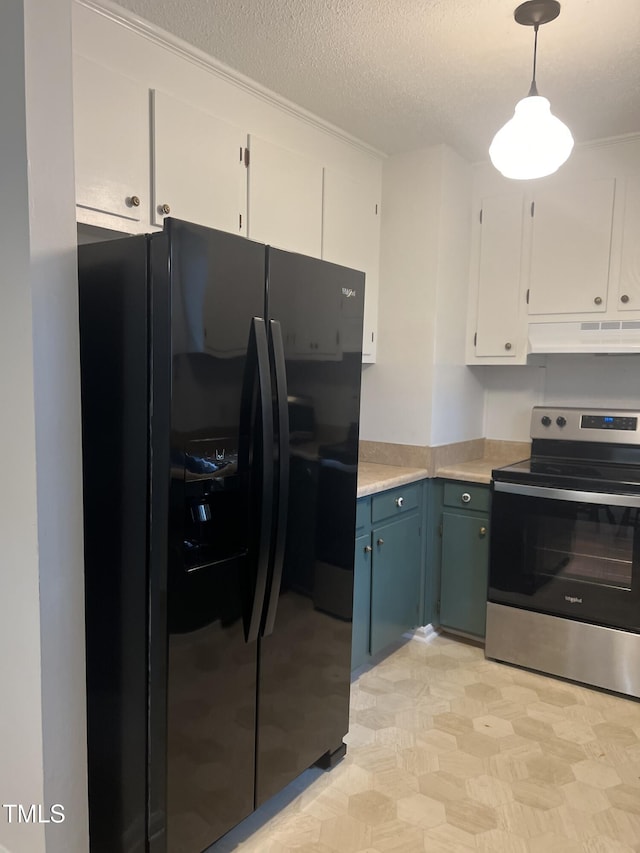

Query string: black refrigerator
78 219 364 853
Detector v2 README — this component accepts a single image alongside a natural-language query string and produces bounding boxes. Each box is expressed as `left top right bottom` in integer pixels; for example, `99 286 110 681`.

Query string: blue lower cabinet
370 514 421 656
351 533 372 670
438 483 490 638
352 481 425 669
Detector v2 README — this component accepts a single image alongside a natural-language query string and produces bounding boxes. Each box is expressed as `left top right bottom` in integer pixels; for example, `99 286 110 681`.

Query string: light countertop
436 458 504 484
357 440 530 493
357 462 429 498
436 450 529 484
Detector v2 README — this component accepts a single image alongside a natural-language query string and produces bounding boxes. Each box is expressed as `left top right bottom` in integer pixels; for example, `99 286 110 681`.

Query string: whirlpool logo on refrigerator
341 287 356 298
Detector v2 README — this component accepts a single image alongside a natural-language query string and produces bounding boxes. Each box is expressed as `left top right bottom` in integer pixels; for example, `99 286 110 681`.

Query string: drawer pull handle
621 294 630 304
364 545 373 553
461 492 471 503
594 296 603 305
479 526 487 537
128 195 141 208
395 496 404 507
377 538 384 546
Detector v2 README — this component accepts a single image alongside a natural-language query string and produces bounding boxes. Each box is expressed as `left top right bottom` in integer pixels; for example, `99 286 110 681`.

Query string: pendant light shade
490 95 574 180
490 0 574 180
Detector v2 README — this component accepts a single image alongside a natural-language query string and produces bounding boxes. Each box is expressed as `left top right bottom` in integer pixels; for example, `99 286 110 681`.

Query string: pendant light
490 0 574 180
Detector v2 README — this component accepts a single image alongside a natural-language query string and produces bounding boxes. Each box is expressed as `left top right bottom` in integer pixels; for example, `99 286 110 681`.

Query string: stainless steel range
486 406 640 698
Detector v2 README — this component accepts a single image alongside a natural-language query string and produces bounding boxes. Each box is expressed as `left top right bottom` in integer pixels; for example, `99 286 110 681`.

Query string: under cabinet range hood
528 321 640 354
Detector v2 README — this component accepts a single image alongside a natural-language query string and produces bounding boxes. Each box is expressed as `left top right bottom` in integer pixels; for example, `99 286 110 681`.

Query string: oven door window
489 489 640 632
531 507 633 590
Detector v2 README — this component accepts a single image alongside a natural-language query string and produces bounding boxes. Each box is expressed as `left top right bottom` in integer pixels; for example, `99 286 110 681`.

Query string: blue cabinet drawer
356 497 370 531
371 482 421 523
443 482 490 513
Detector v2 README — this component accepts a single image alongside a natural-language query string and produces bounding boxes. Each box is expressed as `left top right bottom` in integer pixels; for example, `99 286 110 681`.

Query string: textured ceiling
114 0 640 159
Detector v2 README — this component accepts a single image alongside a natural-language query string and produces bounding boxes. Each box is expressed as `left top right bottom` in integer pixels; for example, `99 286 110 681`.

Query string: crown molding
75 0 386 160
577 131 640 152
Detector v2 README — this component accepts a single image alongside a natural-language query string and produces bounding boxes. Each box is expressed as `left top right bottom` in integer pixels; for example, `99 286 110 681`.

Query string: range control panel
531 407 640 444
581 414 638 431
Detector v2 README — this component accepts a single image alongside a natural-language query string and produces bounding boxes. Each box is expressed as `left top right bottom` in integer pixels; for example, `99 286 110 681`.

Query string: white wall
481 354 640 441
0 1 88 851
360 144 484 447
359 148 442 445
0 3 46 849
430 147 484 446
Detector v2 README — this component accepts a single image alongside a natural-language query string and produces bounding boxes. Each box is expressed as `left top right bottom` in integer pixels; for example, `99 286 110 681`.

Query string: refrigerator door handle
262 319 290 637
245 317 275 644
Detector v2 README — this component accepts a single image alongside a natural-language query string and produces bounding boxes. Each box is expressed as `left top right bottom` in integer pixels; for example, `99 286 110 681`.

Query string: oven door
489 481 640 632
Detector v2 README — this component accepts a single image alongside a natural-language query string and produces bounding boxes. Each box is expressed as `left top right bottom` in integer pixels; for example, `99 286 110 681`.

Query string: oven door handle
494 480 640 508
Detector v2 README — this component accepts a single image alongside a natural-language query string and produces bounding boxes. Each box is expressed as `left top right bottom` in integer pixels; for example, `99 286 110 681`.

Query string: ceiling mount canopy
514 0 560 28
489 0 574 181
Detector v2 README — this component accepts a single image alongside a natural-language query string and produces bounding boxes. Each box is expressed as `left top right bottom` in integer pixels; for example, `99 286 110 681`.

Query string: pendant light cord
528 24 539 96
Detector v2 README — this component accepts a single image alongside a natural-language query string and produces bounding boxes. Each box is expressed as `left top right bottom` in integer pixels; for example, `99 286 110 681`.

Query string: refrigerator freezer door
256 249 364 805
79 235 152 853
163 221 266 852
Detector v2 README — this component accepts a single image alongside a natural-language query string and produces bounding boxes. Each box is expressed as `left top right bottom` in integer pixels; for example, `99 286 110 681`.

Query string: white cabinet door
614 176 640 312
472 193 525 359
73 55 149 226
322 169 380 362
151 90 246 233
247 135 323 258
527 179 615 315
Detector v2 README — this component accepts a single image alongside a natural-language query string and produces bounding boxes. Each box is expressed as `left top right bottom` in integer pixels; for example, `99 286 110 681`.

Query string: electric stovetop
492 406 640 495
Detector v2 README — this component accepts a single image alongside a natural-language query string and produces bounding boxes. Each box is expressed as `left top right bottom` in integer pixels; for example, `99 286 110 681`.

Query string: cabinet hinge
239 213 243 230
375 203 379 215
473 332 477 347
371 331 375 343
239 146 243 162
244 147 250 167
438 522 443 537
436 599 441 615
530 201 535 217
479 208 483 224
526 288 530 304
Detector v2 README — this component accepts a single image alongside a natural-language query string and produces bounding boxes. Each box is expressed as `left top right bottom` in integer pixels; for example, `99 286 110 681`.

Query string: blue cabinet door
440 510 489 637
351 532 372 670
370 514 421 656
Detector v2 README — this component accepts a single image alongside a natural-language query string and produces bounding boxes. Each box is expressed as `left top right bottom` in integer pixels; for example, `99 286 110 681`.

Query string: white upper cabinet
72 2 383 362
527 179 615 315
151 90 246 234
247 135 323 258
73 55 149 227
322 169 380 362
612 176 640 312
469 192 526 362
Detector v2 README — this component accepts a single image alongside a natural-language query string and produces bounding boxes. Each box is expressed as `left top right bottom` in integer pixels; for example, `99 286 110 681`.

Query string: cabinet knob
128 195 141 208
594 296 603 305
461 492 471 504
159 203 171 215
621 294 630 304
377 538 384 546
504 342 512 351
395 496 404 507
479 526 487 537
364 545 373 553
